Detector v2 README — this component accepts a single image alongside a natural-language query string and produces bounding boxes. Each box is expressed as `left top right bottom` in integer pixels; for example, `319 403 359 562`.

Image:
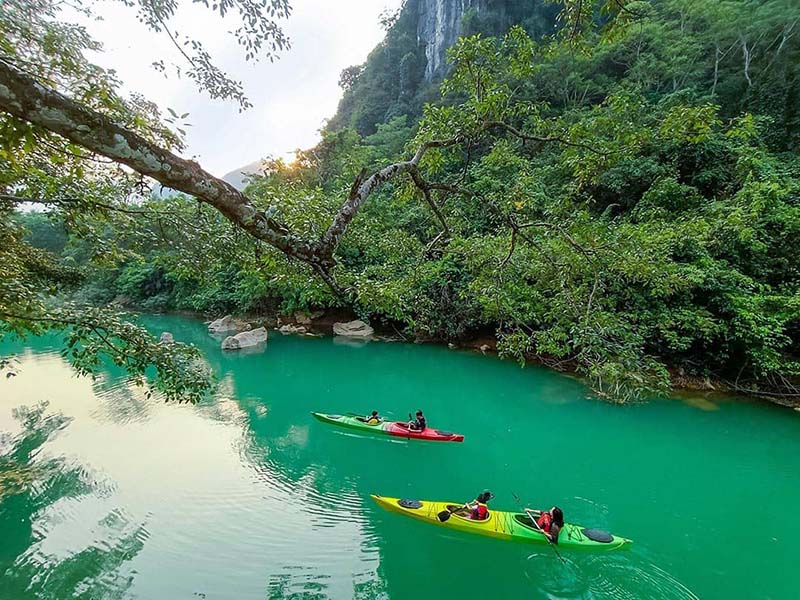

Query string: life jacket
472 502 489 520
537 511 552 533
366 416 380 424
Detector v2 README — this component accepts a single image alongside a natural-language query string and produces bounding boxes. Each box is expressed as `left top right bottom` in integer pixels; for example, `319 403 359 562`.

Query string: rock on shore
279 324 307 335
209 315 240 334
221 327 268 350
333 319 374 338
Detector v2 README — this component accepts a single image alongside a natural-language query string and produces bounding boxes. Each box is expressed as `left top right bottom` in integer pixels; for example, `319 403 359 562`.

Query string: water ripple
522 551 700 599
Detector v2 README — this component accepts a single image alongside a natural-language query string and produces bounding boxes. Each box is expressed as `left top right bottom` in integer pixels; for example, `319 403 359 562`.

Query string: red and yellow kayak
311 412 464 442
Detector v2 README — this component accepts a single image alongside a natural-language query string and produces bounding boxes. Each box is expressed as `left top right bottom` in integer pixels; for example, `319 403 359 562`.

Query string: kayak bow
370 495 632 550
311 412 464 442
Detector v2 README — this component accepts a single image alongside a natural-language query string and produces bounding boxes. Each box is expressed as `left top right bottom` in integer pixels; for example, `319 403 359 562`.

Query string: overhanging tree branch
0 58 462 278
483 120 606 154
319 137 461 252
0 58 328 267
1 57 606 295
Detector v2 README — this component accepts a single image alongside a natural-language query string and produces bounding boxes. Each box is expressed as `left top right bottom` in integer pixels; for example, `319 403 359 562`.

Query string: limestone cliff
416 0 488 82
415 0 559 81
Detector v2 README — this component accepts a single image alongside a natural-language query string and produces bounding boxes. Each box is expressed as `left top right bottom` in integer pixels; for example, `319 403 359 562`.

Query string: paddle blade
437 510 452 522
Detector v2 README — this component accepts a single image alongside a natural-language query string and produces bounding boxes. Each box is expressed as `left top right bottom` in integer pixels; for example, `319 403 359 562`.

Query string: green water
1 315 799 599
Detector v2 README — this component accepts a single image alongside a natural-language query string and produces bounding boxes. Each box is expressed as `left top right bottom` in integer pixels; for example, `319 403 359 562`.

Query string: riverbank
133 304 798 410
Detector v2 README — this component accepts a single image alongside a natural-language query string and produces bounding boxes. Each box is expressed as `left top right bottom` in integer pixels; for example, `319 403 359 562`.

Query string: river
1 315 799 599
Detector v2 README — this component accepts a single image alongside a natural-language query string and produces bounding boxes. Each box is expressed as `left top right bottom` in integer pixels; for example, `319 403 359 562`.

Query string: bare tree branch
407 165 451 237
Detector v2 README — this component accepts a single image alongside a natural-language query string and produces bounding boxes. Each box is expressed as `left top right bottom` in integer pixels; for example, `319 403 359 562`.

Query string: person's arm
547 524 560 544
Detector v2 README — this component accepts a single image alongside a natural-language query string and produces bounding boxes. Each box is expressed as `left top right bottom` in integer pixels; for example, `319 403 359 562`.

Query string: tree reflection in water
0 402 147 598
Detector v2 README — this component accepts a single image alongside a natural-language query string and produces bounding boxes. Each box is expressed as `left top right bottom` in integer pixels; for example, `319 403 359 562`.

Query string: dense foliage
3 0 799 403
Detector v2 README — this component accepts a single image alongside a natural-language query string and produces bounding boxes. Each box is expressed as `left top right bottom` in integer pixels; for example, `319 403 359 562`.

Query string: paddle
512 492 566 564
437 501 470 522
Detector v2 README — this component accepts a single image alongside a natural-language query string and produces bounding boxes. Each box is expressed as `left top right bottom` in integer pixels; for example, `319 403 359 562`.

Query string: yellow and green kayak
371 495 632 550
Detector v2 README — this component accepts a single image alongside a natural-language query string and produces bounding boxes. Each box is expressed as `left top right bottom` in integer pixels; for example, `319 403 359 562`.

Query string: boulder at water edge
208 315 240 334
159 332 174 344
332 319 374 338
279 324 307 335
221 327 268 350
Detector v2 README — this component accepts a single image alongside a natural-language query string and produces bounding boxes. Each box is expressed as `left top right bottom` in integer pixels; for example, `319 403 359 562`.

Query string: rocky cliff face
415 0 487 81
326 0 556 134
413 0 557 82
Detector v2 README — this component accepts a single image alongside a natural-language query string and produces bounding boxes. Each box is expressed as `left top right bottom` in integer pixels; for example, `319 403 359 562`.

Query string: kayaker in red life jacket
530 506 564 543
408 410 426 431
466 490 493 520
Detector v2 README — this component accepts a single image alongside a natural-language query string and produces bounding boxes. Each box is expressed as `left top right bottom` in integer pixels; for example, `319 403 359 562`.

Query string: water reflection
332 336 371 348
0 401 148 598
0 349 385 599
90 378 154 426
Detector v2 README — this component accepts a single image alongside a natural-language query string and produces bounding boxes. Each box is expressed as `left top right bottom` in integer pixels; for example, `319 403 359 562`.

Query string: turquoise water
1 315 799 599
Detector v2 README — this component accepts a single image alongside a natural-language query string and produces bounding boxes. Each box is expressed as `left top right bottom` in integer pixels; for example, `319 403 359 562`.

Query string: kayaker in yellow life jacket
466 490 493 520
365 410 382 425
408 410 426 431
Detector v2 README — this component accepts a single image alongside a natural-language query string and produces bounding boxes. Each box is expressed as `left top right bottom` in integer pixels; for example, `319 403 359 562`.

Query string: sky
76 0 404 177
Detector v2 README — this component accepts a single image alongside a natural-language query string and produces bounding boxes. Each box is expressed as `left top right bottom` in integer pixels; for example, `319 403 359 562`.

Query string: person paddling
365 410 382 425
437 490 493 522
528 506 564 543
466 490 493 520
408 410 426 431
